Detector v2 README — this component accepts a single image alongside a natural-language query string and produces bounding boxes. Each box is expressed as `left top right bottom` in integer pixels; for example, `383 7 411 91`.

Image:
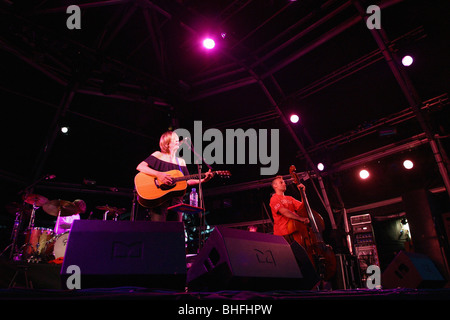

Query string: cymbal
23 194 48 207
43 199 80 217
58 223 72 229
96 205 126 215
4 202 31 216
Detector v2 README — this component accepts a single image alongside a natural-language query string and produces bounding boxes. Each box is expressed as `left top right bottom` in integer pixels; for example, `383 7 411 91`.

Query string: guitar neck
173 172 207 182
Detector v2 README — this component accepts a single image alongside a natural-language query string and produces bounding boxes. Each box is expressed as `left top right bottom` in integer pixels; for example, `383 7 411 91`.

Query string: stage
1 258 449 301
2 286 450 301
1 259 449 319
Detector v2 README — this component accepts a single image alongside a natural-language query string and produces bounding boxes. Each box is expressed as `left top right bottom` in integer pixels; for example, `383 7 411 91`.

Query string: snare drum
22 227 54 260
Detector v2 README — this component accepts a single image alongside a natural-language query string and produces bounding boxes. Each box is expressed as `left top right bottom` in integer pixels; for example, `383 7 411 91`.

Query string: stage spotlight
61 126 69 134
359 169 370 180
203 38 215 49
402 55 413 66
317 163 325 171
290 114 299 123
403 159 414 170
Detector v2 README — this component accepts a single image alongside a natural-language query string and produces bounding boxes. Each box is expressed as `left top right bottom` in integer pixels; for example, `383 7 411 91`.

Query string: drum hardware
23 194 49 229
2 194 83 263
0 195 47 260
0 203 30 259
6 174 54 260
20 227 54 262
96 205 126 221
42 199 80 217
42 199 80 234
45 232 70 261
12 198 80 262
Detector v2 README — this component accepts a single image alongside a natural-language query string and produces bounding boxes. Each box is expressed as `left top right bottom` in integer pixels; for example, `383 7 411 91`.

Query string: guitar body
135 170 187 208
134 169 230 208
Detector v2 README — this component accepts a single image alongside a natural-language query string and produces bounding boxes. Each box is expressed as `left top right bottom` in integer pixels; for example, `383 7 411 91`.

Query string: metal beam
97 2 138 50
352 0 450 199
33 0 131 15
204 133 435 196
187 0 405 100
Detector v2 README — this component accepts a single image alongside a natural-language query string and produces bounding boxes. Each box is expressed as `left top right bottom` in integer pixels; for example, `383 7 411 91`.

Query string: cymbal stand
19 201 40 260
19 174 50 229
103 209 110 221
54 208 62 234
27 202 39 230
0 209 24 259
10 210 22 259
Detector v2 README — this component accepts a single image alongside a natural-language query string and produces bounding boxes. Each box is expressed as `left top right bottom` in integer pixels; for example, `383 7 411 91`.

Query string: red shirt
269 193 304 236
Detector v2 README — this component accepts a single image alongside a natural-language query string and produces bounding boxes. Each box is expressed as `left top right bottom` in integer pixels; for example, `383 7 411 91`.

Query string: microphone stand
130 189 138 222
185 138 213 250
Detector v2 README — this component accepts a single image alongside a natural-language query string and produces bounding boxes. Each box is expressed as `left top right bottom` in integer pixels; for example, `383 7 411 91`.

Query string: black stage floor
1 260 449 318
1 286 450 300
1 258 450 302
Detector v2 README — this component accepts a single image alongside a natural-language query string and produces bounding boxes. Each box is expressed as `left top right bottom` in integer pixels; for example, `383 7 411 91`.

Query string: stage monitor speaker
187 226 319 291
402 189 449 277
382 251 446 289
61 220 186 289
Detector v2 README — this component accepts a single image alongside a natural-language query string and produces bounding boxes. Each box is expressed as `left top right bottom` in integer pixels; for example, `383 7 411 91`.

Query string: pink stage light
402 55 413 66
203 38 215 49
290 114 299 123
403 159 414 169
359 169 370 180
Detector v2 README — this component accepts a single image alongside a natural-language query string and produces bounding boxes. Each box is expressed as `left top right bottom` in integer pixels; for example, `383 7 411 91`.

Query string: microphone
179 137 191 147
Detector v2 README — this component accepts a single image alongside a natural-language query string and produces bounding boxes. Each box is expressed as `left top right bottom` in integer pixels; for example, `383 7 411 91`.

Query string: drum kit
1 193 126 263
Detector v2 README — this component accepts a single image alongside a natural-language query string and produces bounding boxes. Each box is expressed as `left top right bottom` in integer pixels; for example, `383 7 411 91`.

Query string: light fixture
402 55 414 67
359 169 370 180
202 38 215 49
290 114 299 123
403 159 414 170
61 126 69 134
317 163 325 171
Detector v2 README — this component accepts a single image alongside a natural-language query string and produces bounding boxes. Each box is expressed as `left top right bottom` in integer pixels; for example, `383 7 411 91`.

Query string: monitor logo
254 249 276 266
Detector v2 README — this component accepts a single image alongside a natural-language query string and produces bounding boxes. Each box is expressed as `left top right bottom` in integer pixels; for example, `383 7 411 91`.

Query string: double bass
287 165 337 280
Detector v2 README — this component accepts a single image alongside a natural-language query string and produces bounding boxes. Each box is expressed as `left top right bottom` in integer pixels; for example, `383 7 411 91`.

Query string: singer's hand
203 169 213 182
157 172 173 185
297 183 306 191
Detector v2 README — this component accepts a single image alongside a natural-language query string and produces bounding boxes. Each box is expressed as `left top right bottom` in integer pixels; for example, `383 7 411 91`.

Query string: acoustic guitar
135 170 231 208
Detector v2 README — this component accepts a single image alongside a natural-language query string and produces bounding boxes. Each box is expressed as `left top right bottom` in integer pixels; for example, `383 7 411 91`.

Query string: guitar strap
175 157 184 174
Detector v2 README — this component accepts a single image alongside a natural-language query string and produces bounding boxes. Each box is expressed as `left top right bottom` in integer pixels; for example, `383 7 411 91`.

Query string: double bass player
269 172 336 281
269 175 309 244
